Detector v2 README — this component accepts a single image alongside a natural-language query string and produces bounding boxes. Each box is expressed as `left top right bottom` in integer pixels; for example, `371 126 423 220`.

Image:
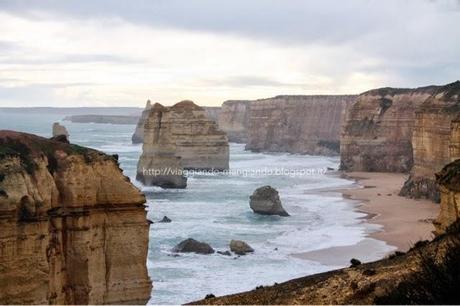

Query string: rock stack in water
0 131 151 304
218 100 251 143
136 100 229 188
400 81 460 202
132 100 153 144
250 186 289 216
52 122 69 141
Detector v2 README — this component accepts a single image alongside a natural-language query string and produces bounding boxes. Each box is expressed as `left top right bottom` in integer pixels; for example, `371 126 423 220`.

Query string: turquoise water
0 111 393 304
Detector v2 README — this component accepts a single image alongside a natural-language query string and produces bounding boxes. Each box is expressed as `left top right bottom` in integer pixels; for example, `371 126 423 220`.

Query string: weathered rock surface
172 238 215 254
204 106 221 123
245 95 356 155
136 100 229 188
434 159 460 234
230 240 254 255
340 85 439 172
0 131 151 304
249 186 289 216
400 81 460 202
218 100 251 143
52 122 69 138
191 221 460 305
132 100 153 143
136 103 187 188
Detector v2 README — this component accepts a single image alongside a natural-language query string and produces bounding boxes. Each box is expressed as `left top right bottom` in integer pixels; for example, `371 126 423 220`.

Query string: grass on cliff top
375 221 460 305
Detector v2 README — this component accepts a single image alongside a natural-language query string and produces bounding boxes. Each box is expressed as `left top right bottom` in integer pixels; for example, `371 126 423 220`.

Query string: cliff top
362 84 440 97
435 80 460 100
436 158 460 192
171 100 203 111
0 130 114 174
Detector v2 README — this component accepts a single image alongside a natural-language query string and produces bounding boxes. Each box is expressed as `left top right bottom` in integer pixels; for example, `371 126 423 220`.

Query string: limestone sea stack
218 100 251 143
52 122 69 138
132 100 153 143
136 103 187 188
400 81 460 202
0 131 151 304
245 95 356 155
340 85 439 172
136 100 229 188
249 186 289 216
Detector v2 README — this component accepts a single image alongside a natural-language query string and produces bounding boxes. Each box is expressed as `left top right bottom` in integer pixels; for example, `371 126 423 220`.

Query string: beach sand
296 172 439 265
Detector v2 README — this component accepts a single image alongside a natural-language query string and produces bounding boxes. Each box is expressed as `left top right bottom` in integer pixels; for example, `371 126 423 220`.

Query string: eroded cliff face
245 95 356 155
218 100 251 143
136 101 229 188
132 100 153 144
435 158 460 234
340 86 439 172
0 131 151 304
400 81 460 202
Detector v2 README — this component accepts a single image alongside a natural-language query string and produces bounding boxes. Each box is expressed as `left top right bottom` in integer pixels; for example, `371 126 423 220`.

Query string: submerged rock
249 186 289 216
172 238 215 254
217 250 232 256
230 240 254 255
159 216 172 223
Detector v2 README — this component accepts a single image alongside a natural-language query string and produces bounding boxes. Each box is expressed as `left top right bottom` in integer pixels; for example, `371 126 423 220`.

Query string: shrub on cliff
376 222 460 304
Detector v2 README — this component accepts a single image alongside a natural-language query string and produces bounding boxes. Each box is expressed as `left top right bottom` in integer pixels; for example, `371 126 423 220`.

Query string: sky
0 0 459 107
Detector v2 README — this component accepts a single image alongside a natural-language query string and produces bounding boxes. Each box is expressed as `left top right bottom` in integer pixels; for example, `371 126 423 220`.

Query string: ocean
0 111 394 304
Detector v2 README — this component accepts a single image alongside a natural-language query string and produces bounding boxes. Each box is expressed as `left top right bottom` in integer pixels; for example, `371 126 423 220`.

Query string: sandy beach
296 172 440 265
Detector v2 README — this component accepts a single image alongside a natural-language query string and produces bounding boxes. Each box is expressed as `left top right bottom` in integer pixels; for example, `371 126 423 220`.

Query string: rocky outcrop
191 221 460 305
249 186 289 216
64 115 139 125
245 95 356 155
400 81 460 202
340 85 440 172
0 131 151 304
136 103 187 188
136 100 229 188
218 100 251 143
229 240 254 255
434 159 460 234
52 122 69 138
204 106 221 123
172 238 215 254
132 100 153 143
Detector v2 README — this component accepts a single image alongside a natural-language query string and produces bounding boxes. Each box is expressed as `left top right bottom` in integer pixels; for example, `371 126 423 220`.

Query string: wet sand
296 172 439 265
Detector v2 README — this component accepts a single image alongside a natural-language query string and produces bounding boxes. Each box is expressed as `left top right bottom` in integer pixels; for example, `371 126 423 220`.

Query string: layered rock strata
245 95 356 155
136 101 229 188
400 81 460 202
218 100 251 143
435 158 460 234
0 131 151 304
132 100 153 143
340 85 440 172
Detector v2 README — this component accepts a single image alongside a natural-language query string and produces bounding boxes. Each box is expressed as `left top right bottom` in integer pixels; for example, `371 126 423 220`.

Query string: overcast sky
0 0 459 107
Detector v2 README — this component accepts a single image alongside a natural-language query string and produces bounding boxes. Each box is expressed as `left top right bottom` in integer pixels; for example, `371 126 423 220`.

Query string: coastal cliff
245 95 356 155
435 158 460 234
0 131 151 304
132 100 153 144
400 81 460 202
218 100 251 143
136 101 229 188
340 86 439 172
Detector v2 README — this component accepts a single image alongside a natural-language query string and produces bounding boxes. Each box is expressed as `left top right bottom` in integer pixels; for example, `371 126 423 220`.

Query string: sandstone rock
400 81 460 202
245 95 356 155
434 158 460 234
0 131 151 304
250 186 289 216
52 122 69 139
230 240 254 255
218 100 251 143
340 85 439 172
172 238 215 254
136 100 229 188
136 103 187 188
132 100 153 143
